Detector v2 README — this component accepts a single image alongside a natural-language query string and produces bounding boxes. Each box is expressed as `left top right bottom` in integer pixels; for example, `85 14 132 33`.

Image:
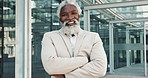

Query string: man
41 0 107 78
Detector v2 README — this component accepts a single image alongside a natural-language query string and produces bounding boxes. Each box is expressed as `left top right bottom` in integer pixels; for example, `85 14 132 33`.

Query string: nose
67 14 73 20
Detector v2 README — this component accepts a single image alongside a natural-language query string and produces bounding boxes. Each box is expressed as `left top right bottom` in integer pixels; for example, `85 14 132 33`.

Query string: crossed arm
41 33 107 78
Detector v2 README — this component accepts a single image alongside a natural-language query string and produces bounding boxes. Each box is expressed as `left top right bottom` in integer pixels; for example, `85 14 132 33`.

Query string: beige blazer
41 29 107 78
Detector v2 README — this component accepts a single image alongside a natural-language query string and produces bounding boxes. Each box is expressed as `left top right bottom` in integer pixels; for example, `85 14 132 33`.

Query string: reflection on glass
31 0 148 77
90 11 110 72
90 3 146 75
2 0 15 78
95 0 141 4
32 0 61 78
0 1 2 78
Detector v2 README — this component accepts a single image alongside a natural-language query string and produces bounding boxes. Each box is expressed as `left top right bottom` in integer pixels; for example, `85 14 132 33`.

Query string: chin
60 19 81 35
61 24 81 36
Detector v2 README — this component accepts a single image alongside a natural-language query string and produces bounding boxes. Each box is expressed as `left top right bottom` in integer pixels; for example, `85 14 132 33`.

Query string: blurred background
0 0 148 78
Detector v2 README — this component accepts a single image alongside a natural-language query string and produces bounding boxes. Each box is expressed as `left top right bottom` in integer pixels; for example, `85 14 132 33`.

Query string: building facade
0 0 148 78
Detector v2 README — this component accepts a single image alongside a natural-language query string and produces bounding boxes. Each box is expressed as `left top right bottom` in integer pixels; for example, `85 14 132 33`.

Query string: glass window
0 0 3 76
88 0 147 75
1 0 15 78
32 0 60 78
31 0 148 77
90 10 110 72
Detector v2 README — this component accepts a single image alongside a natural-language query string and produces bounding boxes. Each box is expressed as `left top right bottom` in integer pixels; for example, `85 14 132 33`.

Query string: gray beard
61 24 81 36
60 19 81 36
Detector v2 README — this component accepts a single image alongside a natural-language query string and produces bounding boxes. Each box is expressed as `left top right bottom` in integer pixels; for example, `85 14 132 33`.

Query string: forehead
60 4 78 13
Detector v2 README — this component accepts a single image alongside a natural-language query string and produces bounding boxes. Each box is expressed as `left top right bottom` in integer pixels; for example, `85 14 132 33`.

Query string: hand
51 74 65 78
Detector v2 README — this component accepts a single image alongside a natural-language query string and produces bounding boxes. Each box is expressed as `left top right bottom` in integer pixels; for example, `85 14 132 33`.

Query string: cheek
76 17 79 20
75 15 79 20
60 17 65 23
75 17 79 21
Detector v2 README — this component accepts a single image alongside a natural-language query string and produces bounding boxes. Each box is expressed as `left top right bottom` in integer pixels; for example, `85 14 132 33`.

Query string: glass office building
0 0 148 78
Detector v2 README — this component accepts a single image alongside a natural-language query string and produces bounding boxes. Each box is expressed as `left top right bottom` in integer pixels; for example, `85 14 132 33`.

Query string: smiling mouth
66 21 76 26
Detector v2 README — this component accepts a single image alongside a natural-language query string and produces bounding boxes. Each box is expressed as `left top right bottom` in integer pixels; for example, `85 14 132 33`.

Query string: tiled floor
102 75 147 78
1 59 148 78
102 63 148 78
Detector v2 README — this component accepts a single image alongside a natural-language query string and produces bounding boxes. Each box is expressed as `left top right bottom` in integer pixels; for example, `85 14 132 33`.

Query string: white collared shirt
69 34 77 57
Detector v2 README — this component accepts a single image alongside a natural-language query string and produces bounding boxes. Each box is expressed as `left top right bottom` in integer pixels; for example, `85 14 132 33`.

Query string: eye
72 12 78 14
60 13 67 16
61 14 66 16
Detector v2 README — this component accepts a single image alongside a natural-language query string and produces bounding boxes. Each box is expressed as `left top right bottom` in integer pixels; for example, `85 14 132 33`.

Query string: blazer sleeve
41 33 88 75
65 33 107 78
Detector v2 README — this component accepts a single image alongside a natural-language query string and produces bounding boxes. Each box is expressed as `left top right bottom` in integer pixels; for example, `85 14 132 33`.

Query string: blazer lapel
74 30 86 56
58 30 72 57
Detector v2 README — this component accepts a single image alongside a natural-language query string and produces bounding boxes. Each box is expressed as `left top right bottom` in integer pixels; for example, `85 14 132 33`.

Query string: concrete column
140 32 144 64
84 10 90 31
126 28 130 67
144 22 147 76
15 0 32 78
109 23 114 73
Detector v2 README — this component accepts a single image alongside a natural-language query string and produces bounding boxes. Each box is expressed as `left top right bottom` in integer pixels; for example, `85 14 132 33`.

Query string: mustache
63 19 79 26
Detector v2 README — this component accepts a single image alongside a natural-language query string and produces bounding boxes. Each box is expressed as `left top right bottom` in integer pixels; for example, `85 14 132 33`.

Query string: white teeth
68 21 74 24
